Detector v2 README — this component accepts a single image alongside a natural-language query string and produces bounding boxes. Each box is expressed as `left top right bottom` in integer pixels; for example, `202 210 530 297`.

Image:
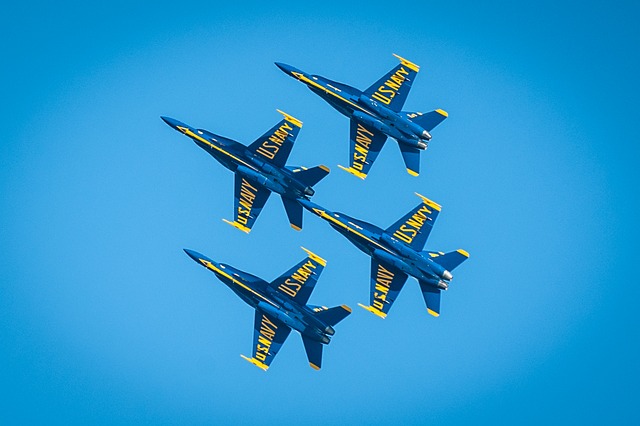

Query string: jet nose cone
275 62 302 77
183 248 203 263
161 116 186 130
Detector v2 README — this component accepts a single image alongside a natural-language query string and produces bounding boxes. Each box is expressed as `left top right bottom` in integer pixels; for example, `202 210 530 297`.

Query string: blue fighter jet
184 247 351 370
298 194 469 318
162 111 329 233
276 54 448 179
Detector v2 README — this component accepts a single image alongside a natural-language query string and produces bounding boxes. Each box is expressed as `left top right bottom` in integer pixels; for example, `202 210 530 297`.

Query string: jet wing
247 110 302 168
268 248 326 305
241 309 291 371
223 174 271 233
338 117 387 179
363 54 419 113
358 258 408 319
384 193 441 251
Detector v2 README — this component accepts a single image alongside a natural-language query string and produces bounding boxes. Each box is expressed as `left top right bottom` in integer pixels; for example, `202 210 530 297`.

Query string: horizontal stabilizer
419 282 442 317
292 164 330 187
403 109 448 132
426 249 469 271
311 305 352 327
399 144 421 176
281 196 303 231
302 335 323 370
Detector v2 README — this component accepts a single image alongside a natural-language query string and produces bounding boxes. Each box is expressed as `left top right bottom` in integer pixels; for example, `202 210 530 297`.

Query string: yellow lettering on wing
255 122 293 160
277 260 318 298
236 178 259 225
371 66 410 105
372 264 395 311
392 205 431 244
352 124 374 171
254 314 279 361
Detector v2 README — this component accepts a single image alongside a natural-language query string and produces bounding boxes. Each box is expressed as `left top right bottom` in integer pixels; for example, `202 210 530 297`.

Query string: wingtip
392 53 420 72
358 303 387 319
406 168 419 177
300 247 327 266
427 308 440 317
338 165 367 180
319 164 330 173
435 108 448 117
414 193 442 211
222 219 251 234
341 304 353 313
457 249 470 258
290 224 302 231
276 109 303 128
309 362 321 370
240 355 269 371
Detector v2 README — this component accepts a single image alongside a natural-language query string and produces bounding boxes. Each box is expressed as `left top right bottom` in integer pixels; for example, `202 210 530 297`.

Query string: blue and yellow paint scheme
276 54 449 178
161 111 330 233
183 247 351 371
298 194 469 318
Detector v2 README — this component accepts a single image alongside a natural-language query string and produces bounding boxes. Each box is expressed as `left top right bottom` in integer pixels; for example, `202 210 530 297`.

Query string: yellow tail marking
457 249 470 258
406 168 419 177
338 165 367 180
222 219 251 233
358 303 387 319
319 164 330 173
427 308 440 317
309 362 321 370
276 109 303 128
392 53 420 72
341 305 352 313
435 109 448 117
240 355 269 371
415 192 442 211
300 247 327 266
290 224 302 231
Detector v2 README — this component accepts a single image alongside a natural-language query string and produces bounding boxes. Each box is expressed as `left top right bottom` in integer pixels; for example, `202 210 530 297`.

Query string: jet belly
256 301 306 333
236 165 286 195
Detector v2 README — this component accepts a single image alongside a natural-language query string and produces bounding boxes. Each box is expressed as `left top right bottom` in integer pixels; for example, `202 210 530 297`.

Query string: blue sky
1 1 638 424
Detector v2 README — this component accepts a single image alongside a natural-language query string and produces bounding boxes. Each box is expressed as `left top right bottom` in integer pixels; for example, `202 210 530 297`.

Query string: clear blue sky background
1 1 638 424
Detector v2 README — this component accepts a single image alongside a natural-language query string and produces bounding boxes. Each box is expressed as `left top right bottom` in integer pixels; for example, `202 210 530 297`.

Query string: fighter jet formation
163 54 469 371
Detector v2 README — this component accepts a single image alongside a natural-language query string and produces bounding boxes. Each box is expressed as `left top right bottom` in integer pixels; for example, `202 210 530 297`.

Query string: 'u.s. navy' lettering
371 66 410 105
372 264 395 310
278 260 317 298
255 122 293 160
352 124 375 171
255 315 278 362
392 205 431 244
237 179 259 225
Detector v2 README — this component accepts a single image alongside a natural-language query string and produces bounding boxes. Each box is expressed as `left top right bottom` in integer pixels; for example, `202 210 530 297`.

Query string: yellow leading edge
222 219 251 234
392 53 420 72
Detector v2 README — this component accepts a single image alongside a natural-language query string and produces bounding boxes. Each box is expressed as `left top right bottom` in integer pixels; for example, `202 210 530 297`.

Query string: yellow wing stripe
309 362 321 370
311 208 390 253
276 109 303 128
240 355 269 371
293 72 369 114
392 53 420 72
290 224 302 231
415 192 442 211
406 168 419 177
358 303 387 319
223 219 251 233
338 165 367 180
199 259 276 307
435 109 448 117
427 308 440 317
300 247 327 267
318 164 330 173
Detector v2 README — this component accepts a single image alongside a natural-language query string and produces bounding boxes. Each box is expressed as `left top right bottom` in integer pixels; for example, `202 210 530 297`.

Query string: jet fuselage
161 117 314 200
183 249 334 344
275 63 430 149
298 200 452 291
